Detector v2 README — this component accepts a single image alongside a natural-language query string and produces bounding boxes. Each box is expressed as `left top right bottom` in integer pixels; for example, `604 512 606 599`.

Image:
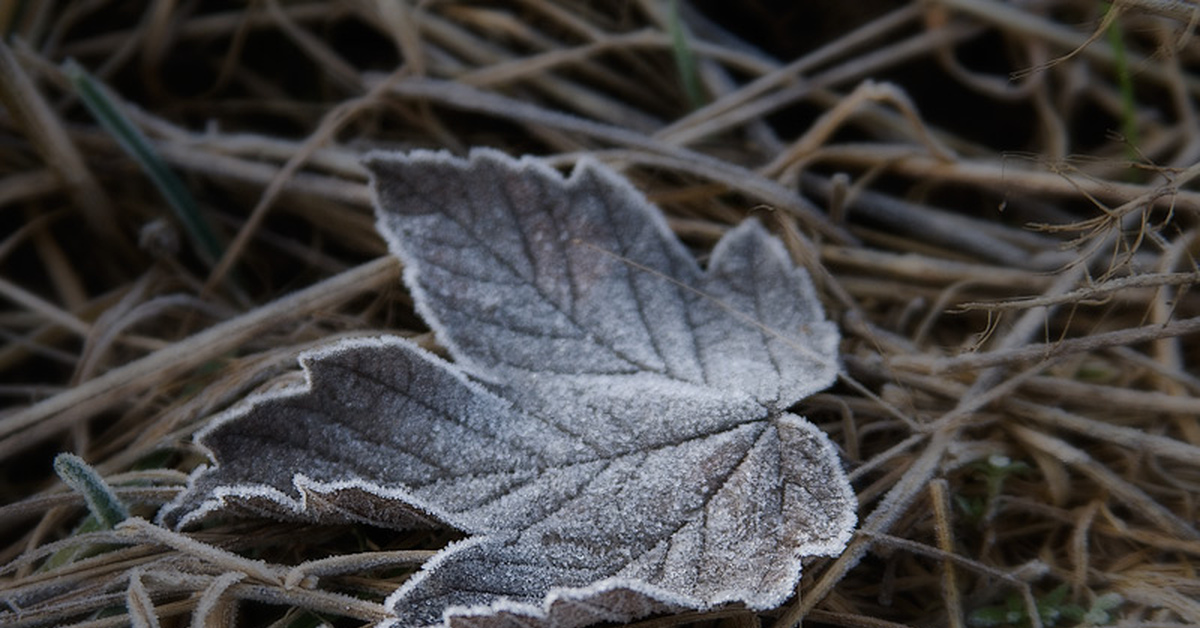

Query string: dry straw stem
0 39 126 252
0 257 399 459
929 479 965 628
891 315 1200 374
2 1 1199 628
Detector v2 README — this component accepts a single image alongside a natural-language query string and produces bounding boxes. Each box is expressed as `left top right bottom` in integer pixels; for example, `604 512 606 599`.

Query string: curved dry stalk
814 145 1200 213
929 480 964 628
203 70 407 292
762 80 956 178
283 549 436 588
115 518 284 585
0 258 399 457
0 41 125 249
891 315 1200 373
1009 425 1198 541
956 271 1200 311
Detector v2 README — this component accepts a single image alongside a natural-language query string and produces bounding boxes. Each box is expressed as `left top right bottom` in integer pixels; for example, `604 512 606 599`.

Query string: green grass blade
1103 3 1139 161
64 59 225 267
53 452 128 529
667 0 704 110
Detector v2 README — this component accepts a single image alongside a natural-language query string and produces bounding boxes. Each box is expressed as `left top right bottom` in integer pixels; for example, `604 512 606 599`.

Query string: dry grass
1 1 1199 627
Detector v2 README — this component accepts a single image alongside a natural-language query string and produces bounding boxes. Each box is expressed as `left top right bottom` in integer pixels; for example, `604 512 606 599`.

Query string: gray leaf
159 149 855 628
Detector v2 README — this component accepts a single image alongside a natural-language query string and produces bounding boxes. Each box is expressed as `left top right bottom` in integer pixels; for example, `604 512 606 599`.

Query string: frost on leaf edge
155 335 501 531
376 421 856 628
380 544 700 628
379 410 858 628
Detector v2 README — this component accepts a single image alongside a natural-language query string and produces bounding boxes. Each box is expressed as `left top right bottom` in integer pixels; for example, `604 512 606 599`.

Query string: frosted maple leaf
160 149 856 628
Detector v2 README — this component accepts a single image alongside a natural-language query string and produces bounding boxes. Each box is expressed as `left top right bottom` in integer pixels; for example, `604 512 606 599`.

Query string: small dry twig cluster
1 2 1198 628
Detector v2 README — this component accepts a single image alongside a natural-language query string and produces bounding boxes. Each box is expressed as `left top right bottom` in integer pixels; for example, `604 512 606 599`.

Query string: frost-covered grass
1 2 1198 627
